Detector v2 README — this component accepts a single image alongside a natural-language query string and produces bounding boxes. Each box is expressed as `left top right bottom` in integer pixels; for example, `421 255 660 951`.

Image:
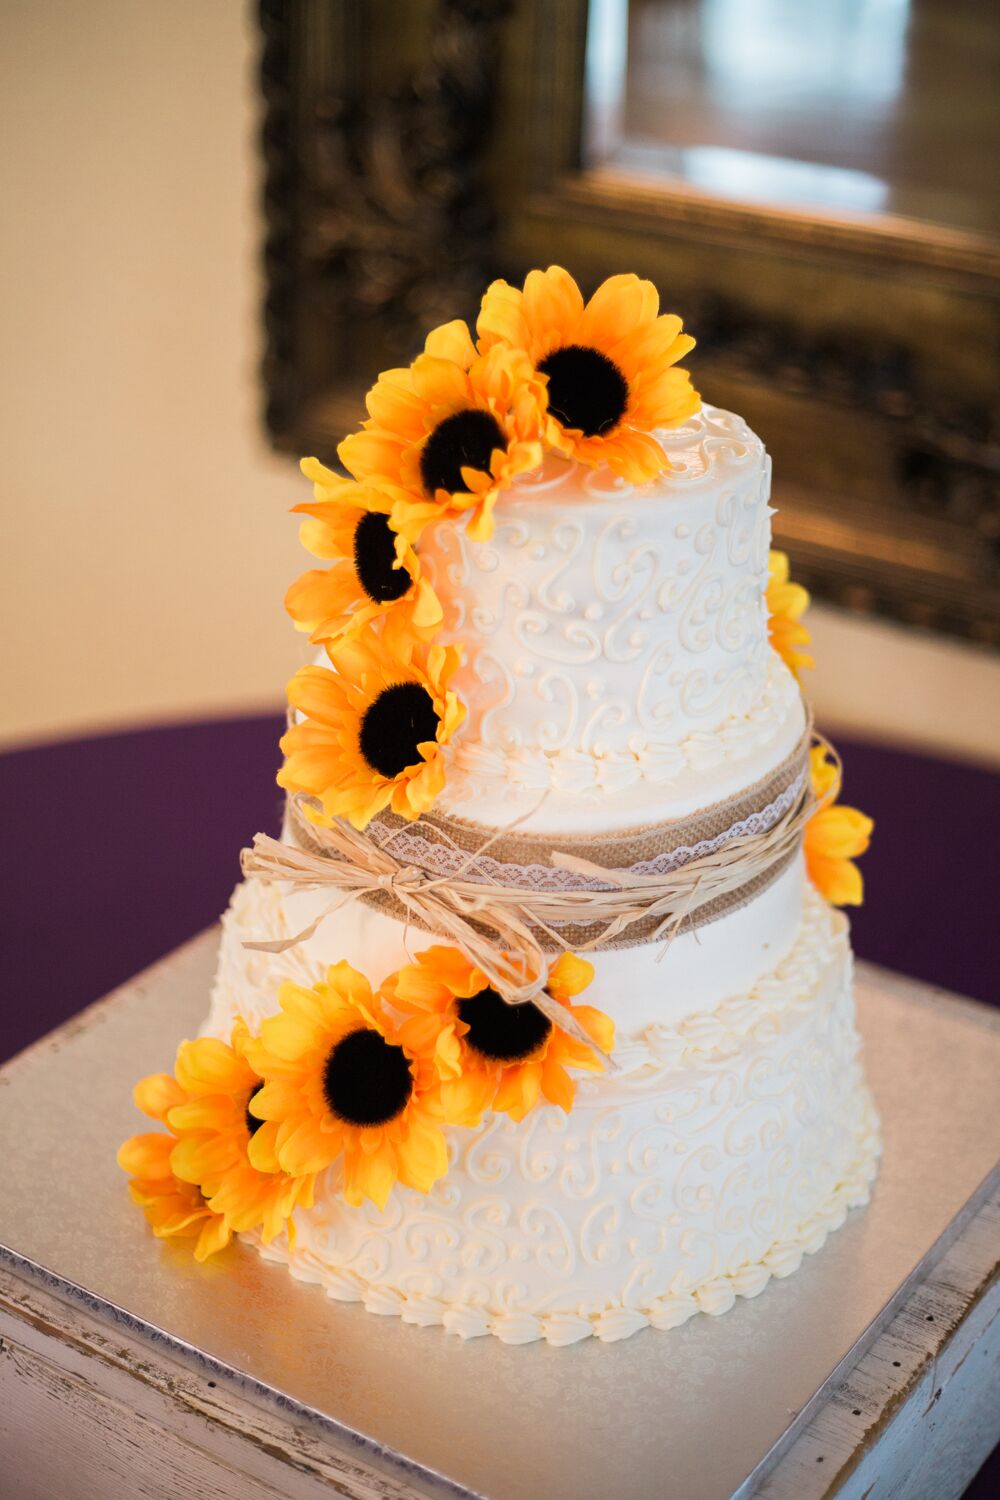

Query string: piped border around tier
442 652 803 804
587 886 849 1091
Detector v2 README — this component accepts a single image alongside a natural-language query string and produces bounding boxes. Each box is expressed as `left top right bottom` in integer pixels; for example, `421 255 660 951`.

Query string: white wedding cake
206 404 879 1345
121 268 876 1345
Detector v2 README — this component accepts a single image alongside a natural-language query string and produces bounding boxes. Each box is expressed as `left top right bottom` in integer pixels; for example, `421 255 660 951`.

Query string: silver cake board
1 930 998 1500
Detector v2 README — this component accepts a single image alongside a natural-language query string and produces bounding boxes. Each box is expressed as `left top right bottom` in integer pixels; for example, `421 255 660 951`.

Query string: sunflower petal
424 318 477 368
344 1140 398 1211
540 1057 576 1113
133 1073 186 1124
118 1132 175 1180
546 952 595 1000
807 852 864 907
807 807 874 860
174 1037 250 1096
193 1214 232 1262
395 1113 449 1194
166 1096 238 1135
580 273 658 346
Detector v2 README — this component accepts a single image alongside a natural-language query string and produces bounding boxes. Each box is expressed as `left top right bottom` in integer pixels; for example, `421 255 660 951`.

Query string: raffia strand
238 730 835 1060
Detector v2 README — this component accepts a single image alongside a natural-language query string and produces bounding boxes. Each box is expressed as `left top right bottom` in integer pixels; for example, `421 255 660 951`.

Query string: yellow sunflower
805 745 874 906
118 1023 315 1258
338 319 547 543
476 266 700 482
768 549 814 678
384 946 614 1124
278 626 465 829
165 1025 316 1247
242 963 469 1211
118 1069 232 1262
286 459 442 653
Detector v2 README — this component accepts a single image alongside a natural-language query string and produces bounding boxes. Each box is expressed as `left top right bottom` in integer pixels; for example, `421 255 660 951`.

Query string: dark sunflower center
322 1027 413 1127
456 986 553 1063
245 1083 264 1138
358 682 440 779
537 344 629 437
353 511 412 604
419 408 505 497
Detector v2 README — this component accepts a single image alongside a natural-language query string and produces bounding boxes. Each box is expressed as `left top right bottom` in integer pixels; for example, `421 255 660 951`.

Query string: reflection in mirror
585 0 1000 234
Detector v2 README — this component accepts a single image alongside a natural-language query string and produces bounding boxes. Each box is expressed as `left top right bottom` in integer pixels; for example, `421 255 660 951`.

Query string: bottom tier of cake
206 884 880 1346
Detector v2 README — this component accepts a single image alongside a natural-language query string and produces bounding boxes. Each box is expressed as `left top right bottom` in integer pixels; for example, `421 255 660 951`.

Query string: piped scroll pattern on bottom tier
251 1097 879 1345
210 885 880 1344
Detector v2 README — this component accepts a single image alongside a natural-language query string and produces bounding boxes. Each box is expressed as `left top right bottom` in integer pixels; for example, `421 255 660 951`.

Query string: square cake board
1 931 998 1500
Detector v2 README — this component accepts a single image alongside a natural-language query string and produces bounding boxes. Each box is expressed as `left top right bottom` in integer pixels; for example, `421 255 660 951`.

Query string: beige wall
1 0 302 748
2 0 998 764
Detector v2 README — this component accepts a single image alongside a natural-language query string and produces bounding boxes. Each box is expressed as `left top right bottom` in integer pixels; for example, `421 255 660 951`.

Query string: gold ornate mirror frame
259 0 1000 643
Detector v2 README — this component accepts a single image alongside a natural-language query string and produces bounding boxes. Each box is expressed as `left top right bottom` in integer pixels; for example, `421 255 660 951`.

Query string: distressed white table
1 933 998 1500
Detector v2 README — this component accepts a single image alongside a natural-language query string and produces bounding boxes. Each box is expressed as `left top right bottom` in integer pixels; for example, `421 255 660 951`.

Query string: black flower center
245 1083 264 1138
359 682 440 779
419 408 505 497
456 986 553 1063
322 1027 414 1126
537 344 629 437
353 512 412 604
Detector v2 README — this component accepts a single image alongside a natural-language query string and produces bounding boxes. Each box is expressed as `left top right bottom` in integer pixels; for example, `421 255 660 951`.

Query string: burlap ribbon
239 722 824 1051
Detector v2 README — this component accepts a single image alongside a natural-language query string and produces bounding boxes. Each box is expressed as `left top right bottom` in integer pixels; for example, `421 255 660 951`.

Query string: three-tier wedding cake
120 268 877 1345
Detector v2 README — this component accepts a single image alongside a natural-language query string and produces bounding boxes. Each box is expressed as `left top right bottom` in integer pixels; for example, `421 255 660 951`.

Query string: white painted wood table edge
0 1258 461 1500
757 1192 1000 1499
752 968 1000 1500
1 938 998 1500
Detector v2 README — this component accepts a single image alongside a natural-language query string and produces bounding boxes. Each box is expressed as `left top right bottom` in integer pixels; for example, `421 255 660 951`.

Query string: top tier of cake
420 405 804 831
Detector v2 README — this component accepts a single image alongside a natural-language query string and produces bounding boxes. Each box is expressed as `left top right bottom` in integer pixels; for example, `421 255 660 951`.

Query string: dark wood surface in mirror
259 0 1000 644
589 0 1000 236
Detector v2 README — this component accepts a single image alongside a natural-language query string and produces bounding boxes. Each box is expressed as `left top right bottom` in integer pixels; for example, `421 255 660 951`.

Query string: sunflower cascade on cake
120 268 878 1345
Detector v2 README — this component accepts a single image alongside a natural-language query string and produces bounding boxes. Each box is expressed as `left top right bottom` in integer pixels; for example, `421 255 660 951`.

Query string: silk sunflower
476 265 700 482
384 946 614 1124
338 319 547 544
118 1068 232 1262
767 549 814 678
164 1024 316 1247
278 626 465 829
118 1023 315 1259
804 745 874 906
242 963 466 1211
286 459 442 653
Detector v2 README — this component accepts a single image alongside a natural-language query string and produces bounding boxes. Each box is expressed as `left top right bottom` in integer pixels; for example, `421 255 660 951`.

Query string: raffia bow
239 730 835 1059
239 805 607 1054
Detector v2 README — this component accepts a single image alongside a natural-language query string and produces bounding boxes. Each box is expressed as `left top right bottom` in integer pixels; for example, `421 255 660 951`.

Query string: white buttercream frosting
207 402 879 1343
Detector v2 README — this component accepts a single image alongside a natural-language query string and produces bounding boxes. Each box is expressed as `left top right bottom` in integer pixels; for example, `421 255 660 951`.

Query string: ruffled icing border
598 886 847 1092
443 656 803 801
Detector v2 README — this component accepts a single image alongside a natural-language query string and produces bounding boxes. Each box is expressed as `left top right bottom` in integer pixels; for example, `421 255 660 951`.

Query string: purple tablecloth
2 714 997 1064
